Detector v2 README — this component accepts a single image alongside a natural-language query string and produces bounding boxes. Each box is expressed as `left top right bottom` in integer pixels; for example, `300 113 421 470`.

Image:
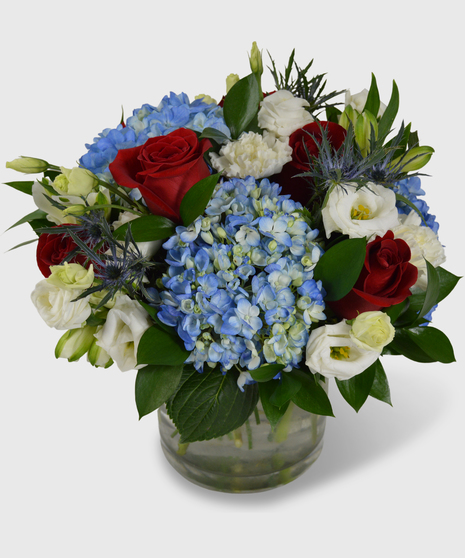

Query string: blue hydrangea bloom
157 176 327 384
393 177 439 233
79 92 230 181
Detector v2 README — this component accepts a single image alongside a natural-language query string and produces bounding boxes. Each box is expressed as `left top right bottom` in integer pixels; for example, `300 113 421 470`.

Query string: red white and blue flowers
4 43 458 442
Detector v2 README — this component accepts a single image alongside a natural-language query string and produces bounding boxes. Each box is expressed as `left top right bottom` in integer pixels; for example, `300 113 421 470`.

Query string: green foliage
135 364 184 419
364 74 381 118
6 209 48 232
336 362 377 412
249 363 284 382
369 360 392 405
377 80 399 142
179 173 221 226
387 326 455 363
4 180 34 195
258 381 290 429
137 325 189 367
314 237 367 301
166 367 259 443
289 369 334 416
113 215 176 242
223 73 261 139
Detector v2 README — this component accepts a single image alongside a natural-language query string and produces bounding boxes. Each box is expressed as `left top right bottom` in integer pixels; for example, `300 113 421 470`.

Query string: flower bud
87 336 113 368
354 111 378 156
338 105 357 131
391 146 434 172
62 204 88 216
55 326 97 362
249 41 263 77
6 156 48 174
226 73 240 93
349 311 395 352
47 262 94 291
194 94 217 105
54 166 98 196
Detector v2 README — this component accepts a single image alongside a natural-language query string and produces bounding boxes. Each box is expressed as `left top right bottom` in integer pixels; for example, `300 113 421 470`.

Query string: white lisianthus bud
248 41 263 77
349 311 395 352
322 182 400 240
93 295 151 372
55 326 98 362
47 263 94 291
305 321 380 381
6 156 48 174
88 334 113 368
31 281 92 330
258 90 313 138
226 73 240 93
53 167 98 196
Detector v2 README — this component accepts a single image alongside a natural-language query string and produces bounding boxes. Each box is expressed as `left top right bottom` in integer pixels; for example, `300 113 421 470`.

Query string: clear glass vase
158 401 327 493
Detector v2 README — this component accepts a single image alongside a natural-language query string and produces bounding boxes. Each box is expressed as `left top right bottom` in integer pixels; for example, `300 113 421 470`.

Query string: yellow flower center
351 204 371 220
330 346 351 360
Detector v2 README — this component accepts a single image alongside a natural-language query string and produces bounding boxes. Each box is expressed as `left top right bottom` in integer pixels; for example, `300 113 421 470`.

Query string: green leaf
289 369 334 416
135 364 184 419
199 127 231 144
417 261 440 322
4 180 34 195
404 327 455 364
6 209 48 231
336 362 376 412
364 73 380 118
269 373 302 408
249 363 284 382
113 215 176 242
6 238 38 251
167 367 259 443
179 173 220 226
314 237 366 301
369 360 392 405
436 266 461 303
223 73 260 139
386 328 435 363
384 299 409 325
325 106 342 124
378 80 399 142
395 193 427 225
137 325 189 366
258 381 290 430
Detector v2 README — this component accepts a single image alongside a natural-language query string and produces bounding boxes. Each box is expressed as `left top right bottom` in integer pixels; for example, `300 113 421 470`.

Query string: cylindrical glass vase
158 401 327 493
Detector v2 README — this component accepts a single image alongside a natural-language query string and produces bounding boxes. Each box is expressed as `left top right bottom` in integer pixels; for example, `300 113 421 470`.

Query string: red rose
272 121 346 205
109 128 212 222
36 228 87 278
329 231 418 319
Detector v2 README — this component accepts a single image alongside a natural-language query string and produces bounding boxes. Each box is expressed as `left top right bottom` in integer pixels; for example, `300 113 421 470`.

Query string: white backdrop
1 1 463 556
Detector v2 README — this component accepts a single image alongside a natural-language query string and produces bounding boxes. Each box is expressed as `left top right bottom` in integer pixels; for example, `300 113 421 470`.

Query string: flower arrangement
4 43 459 450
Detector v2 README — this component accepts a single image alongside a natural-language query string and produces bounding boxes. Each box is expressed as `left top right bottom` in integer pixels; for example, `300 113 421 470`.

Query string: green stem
253 406 261 425
274 401 295 443
245 419 253 450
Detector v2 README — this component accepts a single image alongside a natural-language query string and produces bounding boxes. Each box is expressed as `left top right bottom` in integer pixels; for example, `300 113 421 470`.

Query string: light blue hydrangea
393 177 439 233
157 177 326 388
79 92 230 181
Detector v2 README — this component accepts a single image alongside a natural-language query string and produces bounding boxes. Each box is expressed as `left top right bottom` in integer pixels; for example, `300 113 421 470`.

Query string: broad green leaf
249 363 284 382
167 367 259 443
199 127 231 145
364 73 380 118
314 237 366 301
384 299 409 325
289 369 334 417
336 362 376 412
6 209 48 231
369 360 392 405
137 325 189 366
113 215 176 242
325 106 342 124
223 73 261 139
378 80 399 142
179 173 220 226
135 364 184 419
405 327 455 364
269 373 302 408
436 266 461 302
417 261 440 322
386 329 435 362
4 180 34 195
258 381 290 430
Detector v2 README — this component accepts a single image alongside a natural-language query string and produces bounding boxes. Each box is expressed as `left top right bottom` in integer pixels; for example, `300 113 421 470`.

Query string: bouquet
5 43 459 447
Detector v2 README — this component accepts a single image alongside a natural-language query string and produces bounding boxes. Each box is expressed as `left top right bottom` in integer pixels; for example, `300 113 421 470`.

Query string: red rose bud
271 121 346 205
109 128 212 223
36 228 87 278
329 231 418 319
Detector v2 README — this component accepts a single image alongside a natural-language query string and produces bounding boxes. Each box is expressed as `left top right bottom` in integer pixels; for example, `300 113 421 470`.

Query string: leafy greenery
179 173 221 226
135 364 184 419
223 73 261 139
336 362 377 412
137 325 189 367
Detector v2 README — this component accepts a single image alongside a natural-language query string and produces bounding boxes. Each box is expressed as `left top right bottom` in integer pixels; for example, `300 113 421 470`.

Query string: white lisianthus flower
392 211 446 290
94 295 151 372
209 131 292 179
112 211 162 259
31 280 92 330
305 321 380 381
349 311 395 352
53 167 98 196
47 262 94 291
322 182 400 240
345 89 386 118
258 90 314 137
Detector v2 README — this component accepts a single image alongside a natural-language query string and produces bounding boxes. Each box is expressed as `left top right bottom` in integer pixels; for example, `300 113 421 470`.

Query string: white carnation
94 295 151 372
392 211 446 290
258 90 313 137
31 280 92 330
209 131 292 179
322 182 400 240
305 321 380 381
